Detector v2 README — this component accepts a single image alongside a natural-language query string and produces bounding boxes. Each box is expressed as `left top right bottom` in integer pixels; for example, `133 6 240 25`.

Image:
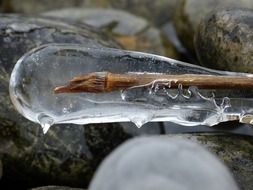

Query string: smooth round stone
195 8 253 72
173 0 253 56
42 8 179 58
89 136 238 190
0 14 162 189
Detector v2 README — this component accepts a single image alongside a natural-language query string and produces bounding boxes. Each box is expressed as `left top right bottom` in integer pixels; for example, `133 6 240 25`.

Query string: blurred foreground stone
195 8 253 72
89 136 239 190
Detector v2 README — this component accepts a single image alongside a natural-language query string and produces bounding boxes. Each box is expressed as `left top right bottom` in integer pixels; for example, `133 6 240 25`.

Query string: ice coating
9 44 253 133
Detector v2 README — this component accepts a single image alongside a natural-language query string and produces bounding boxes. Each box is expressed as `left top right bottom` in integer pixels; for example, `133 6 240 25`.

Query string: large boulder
89 136 239 190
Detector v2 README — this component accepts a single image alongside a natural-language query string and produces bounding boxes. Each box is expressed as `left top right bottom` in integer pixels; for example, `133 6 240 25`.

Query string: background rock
89 136 239 190
42 8 179 58
195 8 253 72
0 159 2 180
173 0 253 57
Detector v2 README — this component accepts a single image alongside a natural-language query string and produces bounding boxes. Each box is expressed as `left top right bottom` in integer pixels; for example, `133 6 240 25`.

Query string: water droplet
40 122 51 134
129 114 153 128
37 113 54 134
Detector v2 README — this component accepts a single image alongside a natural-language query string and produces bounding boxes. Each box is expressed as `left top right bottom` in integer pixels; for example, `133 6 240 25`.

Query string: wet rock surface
42 8 179 58
168 134 253 190
89 136 239 190
0 14 162 189
173 0 253 56
195 8 253 72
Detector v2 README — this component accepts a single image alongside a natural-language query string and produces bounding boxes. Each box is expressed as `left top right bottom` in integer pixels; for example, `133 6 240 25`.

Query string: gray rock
173 0 253 56
42 8 179 58
89 136 239 190
0 14 162 189
2 0 85 13
195 8 253 72
30 186 84 190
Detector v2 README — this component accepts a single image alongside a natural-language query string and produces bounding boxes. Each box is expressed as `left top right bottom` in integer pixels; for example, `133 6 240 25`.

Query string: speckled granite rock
167 134 253 190
42 8 179 58
3 0 178 26
30 186 84 190
173 0 253 56
0 14 162 189
89 136 239 190
195 8 253 72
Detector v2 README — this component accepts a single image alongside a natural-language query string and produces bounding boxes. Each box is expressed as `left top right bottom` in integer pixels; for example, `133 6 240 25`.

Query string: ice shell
9 44 253 130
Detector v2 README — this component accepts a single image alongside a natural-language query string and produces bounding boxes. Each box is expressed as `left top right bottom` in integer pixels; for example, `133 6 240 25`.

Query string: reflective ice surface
9 44 253 133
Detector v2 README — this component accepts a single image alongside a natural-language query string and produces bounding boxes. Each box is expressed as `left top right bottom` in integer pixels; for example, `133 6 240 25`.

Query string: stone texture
89 136 239 190
195 8 253 72
173 0 253 56
0 14 162 189
42 8 179 58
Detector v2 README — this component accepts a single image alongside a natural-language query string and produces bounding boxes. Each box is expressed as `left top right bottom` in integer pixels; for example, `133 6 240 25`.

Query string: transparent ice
9 44 253 134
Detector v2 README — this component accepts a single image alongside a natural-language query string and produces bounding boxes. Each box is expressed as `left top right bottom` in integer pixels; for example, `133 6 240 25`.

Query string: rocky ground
0 0 253 190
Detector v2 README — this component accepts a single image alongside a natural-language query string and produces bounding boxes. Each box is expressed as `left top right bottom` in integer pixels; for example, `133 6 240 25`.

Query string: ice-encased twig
54 72 253 94
9 44 253 133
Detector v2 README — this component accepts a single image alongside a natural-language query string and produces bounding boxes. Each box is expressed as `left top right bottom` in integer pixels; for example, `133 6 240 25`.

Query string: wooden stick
54 72 253 94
